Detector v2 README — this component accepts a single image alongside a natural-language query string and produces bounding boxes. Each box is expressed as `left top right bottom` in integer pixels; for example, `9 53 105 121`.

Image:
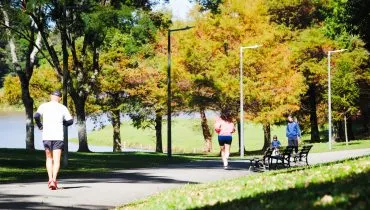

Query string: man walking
34 90 73 190
286 115 301 153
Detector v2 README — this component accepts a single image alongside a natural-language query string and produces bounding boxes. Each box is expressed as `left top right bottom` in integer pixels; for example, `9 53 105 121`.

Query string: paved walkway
0 148 369 209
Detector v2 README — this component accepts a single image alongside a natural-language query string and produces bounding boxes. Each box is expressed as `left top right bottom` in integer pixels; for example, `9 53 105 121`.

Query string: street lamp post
62 4 69 167
167 26 193 158
240 45 261 158
328 49 347 150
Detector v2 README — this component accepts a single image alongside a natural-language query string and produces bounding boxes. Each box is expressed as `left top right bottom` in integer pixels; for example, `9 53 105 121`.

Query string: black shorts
218 135 232 146
43 140 64 151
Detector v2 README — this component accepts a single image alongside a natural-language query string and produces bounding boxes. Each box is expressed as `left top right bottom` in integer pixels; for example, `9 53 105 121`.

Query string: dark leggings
288 139 298 153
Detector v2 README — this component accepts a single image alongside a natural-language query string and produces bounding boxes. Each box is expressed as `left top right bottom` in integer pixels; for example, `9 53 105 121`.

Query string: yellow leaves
2 75 22 105
2 65 61 107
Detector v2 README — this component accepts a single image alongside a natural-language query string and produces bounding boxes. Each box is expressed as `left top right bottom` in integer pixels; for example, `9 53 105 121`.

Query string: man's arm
34 112 43 130
63 106 74 127
63 119 74 126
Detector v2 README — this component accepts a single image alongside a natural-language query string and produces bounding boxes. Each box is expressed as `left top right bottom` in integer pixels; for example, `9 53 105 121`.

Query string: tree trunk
359 81 370 133
347 117 355 140
337 121 345 141
75 99 90 152
155 110 163 153
2 7 38 151
262 123 271 151
308 84 320 142
19 74 34 150
111 109 121 152
200 107 212 152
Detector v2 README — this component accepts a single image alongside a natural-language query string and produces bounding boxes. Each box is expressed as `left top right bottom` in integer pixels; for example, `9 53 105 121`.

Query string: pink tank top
214 118 235 136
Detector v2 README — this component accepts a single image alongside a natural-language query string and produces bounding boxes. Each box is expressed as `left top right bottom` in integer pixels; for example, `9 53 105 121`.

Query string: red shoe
48 180 56 190
53 180 58 189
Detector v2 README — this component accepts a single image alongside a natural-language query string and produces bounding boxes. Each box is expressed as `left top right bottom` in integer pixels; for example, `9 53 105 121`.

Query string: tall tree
0 32 9 87
20 0 156 152
289 28 336 142
330 39 369 140
0 2 43 150
179 0 306 151
179 26 220 152
97 11 170 152
324 0 370 133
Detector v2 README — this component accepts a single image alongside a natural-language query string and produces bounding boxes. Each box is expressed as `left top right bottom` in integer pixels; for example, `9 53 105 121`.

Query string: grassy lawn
71 118 370 155
0 149 191 183
121 155 370 210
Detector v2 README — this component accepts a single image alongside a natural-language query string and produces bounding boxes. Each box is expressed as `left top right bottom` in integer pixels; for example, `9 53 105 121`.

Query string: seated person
271 135 281 153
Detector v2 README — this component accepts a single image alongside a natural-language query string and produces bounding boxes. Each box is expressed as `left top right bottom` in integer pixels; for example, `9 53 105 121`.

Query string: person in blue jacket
271 135 281 149
286 115 301 153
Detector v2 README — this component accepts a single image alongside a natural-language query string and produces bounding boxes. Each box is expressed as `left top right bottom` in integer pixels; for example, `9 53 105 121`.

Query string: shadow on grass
0 148 193 184
192 170 370 210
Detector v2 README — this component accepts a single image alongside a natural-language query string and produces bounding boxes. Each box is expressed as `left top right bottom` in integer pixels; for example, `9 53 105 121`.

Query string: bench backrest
282 146 294 156
300 145 313 155
263 147 273 160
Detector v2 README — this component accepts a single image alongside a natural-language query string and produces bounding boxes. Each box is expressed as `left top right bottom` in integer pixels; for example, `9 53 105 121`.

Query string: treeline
0 0 369 153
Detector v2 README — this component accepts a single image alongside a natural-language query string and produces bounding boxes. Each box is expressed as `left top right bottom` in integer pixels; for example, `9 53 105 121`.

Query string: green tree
0 2 44 150
191 0 223 13
130 34 168 153
324 0 370 134
97 11 170 152
0 36 9 87
20 0 157 152
330 39 369 140
289 28 336 142
268 0 328 30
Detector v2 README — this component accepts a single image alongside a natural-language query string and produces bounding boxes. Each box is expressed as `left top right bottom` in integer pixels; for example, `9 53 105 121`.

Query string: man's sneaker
224 165 228 170
48 180 56 190
53 180 58 190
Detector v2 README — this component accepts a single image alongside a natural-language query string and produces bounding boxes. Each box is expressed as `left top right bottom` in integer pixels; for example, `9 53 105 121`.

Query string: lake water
0 111 114 152
0 111 217 152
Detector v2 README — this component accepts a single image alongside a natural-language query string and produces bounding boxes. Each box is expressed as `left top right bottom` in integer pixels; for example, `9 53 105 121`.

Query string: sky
154 0 195 20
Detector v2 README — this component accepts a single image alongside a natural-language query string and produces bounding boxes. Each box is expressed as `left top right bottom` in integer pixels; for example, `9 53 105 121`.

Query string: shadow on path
61 171 199 185
0 193 111 210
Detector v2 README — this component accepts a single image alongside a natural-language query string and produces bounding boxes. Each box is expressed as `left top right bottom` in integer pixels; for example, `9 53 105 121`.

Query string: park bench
293 145 313 166
270 146 294 169
247 147 273 171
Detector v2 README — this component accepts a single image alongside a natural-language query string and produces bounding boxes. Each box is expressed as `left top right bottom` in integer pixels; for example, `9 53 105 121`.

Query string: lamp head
241 44 262 50
329 49 347 54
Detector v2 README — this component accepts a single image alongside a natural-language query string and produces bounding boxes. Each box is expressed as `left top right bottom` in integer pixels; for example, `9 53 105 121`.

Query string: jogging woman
214 110 235 169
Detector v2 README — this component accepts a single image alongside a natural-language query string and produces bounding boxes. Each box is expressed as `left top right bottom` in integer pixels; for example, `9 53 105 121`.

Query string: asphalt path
0 148 369 210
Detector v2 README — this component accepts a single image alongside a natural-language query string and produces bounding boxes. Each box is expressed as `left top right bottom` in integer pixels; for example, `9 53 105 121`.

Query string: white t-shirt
36 101 73 141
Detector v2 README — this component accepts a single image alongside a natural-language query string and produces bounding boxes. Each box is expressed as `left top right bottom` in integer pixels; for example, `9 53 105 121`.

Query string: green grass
309 140 370 153
0 149 191 183
71 118 288 153
120 156 370 210
71 118 370 155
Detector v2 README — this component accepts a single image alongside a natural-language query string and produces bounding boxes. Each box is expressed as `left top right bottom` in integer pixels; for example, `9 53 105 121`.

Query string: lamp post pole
62 4 69 167
328 49 346 150
167 26 193 158
240 45 261 158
